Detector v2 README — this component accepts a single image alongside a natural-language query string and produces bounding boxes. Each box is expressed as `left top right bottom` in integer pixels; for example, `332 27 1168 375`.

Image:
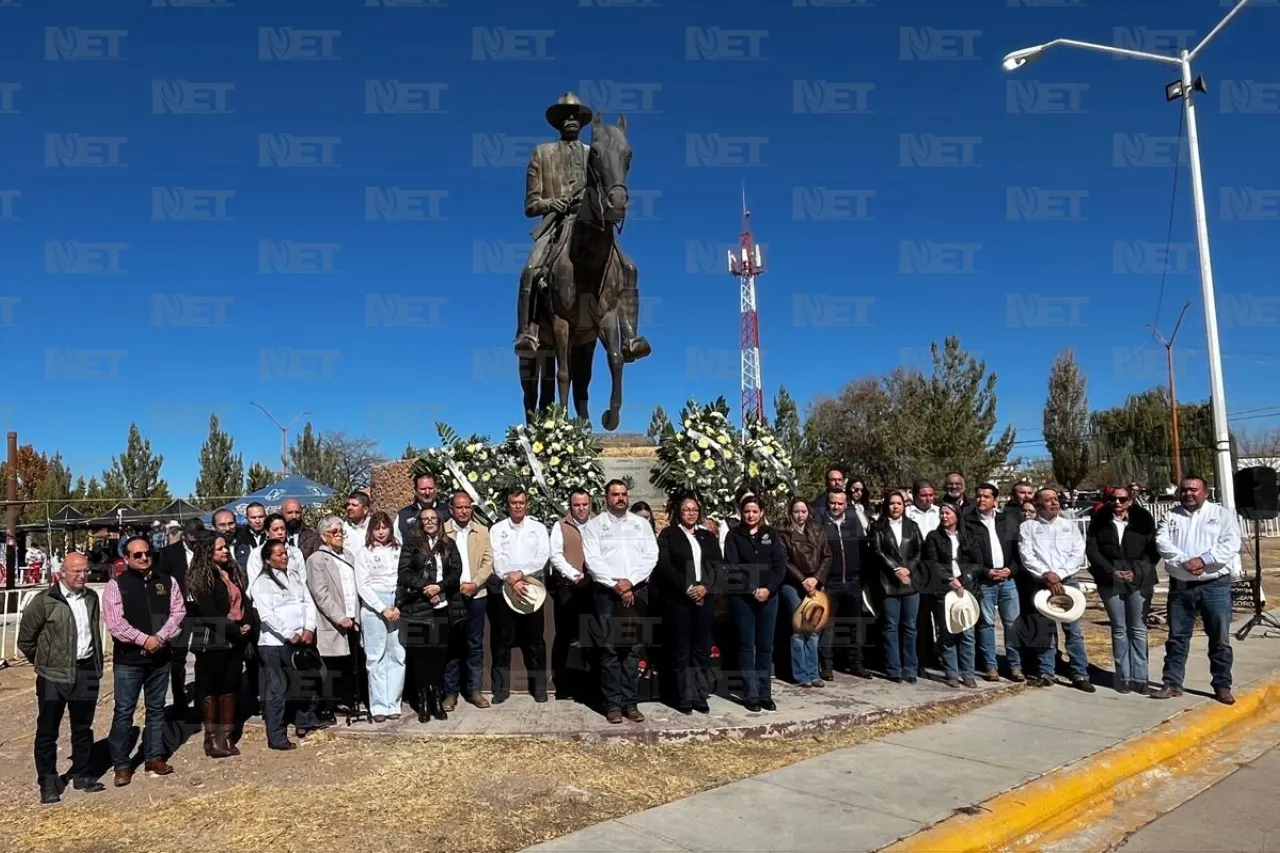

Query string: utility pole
250 403 310 478
5 432 16 591
1149 301 1192 489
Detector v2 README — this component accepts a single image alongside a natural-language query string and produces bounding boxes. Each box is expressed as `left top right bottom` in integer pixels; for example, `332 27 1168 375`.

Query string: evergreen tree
289 423 335 485
194 414 244 507
1043 349 1091 493
245 461 275 492
0 444 50 524
103 423 171 511
773 386 803 461
32 452 73 515
646 404 671 441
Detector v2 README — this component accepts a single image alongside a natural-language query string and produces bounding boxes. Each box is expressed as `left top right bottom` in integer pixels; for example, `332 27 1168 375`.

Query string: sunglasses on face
128 551 152 559
1109 496 1131 503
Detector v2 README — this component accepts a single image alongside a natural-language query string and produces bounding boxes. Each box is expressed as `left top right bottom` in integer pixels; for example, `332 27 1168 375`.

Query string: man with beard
282 499 321 559
397 472 452 548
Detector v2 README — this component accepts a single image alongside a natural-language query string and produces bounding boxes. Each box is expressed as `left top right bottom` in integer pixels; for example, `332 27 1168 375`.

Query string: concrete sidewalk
523 611 1280 853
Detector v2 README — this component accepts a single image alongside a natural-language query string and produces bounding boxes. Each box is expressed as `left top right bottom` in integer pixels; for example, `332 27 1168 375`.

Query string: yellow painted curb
885 679 1280 853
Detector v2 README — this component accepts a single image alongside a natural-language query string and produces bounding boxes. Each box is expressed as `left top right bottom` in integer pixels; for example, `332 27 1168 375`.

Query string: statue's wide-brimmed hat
546 92 594 129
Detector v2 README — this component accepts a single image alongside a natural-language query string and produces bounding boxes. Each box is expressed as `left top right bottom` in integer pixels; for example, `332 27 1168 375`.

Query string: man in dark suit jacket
282 499 321 558
819 488 873 680
964 483 1025 683
158 518 207 716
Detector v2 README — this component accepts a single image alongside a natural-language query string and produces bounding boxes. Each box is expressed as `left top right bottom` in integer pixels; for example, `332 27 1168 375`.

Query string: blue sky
1 0 1278 497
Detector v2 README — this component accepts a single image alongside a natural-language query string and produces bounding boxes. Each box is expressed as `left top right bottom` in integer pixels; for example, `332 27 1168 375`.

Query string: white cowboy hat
503 576 547 615
943 590 980 634
862 588 875 618
1033 586 1087 623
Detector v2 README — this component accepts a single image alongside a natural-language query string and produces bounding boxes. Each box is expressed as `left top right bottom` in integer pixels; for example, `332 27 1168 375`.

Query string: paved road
1116 745 1280 852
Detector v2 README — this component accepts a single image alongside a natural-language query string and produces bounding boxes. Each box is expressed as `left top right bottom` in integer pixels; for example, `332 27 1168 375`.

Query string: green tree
245 461 275 493
646 404 671 442
288 425 384 494
0 444 49 524
289 423 334 484
773 386 803 460
102 423 171 511
1043 349 1091 493
1091 388 1217 491
194 414 244 507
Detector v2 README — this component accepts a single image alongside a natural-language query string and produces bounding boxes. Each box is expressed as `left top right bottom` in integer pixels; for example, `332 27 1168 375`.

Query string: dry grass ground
0 671 1009 853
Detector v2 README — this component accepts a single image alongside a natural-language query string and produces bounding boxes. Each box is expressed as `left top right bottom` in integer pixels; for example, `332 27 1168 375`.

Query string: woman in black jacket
921 503 979 688
723 495 787 712
397 508 462 723
186 533 253 758
870 491 925 683
656 495 726 714
1085 486 1160 694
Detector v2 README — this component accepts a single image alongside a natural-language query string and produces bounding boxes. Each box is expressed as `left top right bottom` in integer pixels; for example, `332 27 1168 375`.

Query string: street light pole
250 403 310 478
1149 302 1192 489
1001 0 1252 509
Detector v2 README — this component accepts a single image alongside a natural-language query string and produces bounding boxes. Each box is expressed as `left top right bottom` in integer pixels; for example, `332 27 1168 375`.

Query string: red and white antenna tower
727 187 766 424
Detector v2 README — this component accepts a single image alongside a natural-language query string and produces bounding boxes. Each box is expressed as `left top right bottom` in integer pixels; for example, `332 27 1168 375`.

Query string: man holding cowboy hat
515 91 650 364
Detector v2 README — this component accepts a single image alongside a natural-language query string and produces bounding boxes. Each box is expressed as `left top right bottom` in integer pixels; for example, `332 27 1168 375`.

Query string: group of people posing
18 468 1242 804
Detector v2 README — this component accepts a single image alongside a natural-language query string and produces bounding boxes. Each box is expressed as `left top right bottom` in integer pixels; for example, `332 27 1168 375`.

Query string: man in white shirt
549 488 595 702
965 483 1025 683
488 488 552 702
1018 488 1094 692
343 492 372 565
1152 476 1243 705
907 478 942 670
582 480 659 724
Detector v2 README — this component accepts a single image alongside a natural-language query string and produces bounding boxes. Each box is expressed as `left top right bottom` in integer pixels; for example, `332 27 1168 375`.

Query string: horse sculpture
519 113 637 431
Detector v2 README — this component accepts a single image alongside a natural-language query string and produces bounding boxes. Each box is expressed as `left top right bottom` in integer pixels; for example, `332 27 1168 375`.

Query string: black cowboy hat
287 644 323 674
546 92 594 129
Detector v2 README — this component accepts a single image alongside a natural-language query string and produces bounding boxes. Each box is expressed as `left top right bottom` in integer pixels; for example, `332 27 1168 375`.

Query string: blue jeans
1102 587 1151 687
1036 579 1090 680
882 594 920 678
108 663 168 768
361 586 406 717
780 585 820 684
940 625 976 679
443 595 487 698
1163 575 1233 691
976 579 1022 672
729 594 779 701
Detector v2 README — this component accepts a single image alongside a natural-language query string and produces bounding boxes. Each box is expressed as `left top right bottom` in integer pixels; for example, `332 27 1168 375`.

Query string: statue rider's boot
513 279 541 359
618 290 651 364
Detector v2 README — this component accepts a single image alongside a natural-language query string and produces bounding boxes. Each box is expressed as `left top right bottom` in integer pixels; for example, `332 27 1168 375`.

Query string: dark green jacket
17 584 104 684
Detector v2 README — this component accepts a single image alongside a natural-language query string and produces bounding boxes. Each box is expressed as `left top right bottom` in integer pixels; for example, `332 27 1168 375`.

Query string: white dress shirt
1113 516 1129 543
977 510 1006 569
1156 500 1243 582
945 530 961 579
582 510 659 588
61 583 93 660
907 503 940 538
549 516 591 583
422 537 451 610
454 524 474 585
1018 515 1085 580
356 543 400 611
344 518 370 564
252 561 316 645
681 525 704 585
853 505 870 532
888 517 904 548
332 550 359 620
490 517 551 579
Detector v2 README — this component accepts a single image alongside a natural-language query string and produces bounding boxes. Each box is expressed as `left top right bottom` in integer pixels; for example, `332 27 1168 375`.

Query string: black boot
429 688 447 721
417 689 430 724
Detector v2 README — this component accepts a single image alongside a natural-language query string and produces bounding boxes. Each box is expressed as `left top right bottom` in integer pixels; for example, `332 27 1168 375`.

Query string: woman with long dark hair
846 476 874 531
397 507 461 723
724 495 787 712
780 497 832 688
187 533 253 758
655 494 725 714
870 491 925 683
251 540 314 751
921 503 979 688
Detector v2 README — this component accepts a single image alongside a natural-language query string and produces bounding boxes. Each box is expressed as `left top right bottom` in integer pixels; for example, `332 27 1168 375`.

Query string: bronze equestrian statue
517 92 650 431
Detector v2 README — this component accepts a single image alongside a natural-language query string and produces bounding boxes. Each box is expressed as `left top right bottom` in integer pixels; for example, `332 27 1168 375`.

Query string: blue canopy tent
201 474 335 523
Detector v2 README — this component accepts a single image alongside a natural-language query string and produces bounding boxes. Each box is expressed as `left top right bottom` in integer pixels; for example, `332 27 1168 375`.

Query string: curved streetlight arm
1003 38 1182 70
250 401 286 431
1190 0 1252 61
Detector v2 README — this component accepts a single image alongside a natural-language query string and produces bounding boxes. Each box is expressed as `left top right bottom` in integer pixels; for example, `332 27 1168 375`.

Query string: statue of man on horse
514 92 651 367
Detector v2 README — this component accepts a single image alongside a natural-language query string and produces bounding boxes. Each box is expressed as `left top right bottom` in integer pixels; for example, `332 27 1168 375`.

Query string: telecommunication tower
727 190 765 423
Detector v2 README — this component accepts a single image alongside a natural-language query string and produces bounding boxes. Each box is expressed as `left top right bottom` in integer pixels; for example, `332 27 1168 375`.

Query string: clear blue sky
2 0 1278 496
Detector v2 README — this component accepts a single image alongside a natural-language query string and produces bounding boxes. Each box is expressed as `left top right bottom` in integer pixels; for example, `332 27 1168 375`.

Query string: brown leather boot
201 697 229 758
218 694 240 756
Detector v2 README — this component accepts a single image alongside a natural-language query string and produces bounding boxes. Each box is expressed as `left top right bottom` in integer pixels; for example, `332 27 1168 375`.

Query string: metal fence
0 584 110 666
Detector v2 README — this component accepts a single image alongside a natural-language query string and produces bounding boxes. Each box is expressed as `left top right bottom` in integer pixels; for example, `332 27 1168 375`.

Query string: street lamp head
1002 45 1046 72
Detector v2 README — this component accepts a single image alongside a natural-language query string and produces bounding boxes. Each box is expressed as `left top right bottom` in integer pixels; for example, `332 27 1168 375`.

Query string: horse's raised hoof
601 410 620 431
513 335 540 360
622 337 651 364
